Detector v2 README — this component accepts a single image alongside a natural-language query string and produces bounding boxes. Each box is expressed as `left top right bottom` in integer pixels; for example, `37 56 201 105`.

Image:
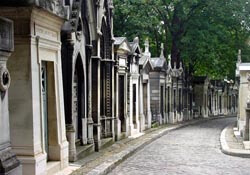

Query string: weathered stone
0 0 68 19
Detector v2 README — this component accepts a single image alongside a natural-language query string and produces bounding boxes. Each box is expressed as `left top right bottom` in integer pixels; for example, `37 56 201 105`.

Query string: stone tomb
0 16 21 175
0 7 69 175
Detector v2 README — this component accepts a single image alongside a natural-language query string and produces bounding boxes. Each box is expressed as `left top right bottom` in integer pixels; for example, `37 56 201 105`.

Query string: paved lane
108 117 250 175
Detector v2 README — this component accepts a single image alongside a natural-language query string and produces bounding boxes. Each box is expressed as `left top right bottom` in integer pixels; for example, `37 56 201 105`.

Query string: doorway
42 62 49 159
133 84 137 128
119 75 126 132
41 61 59 161
73 56 85 145
160 86 164 118
143 83 148 125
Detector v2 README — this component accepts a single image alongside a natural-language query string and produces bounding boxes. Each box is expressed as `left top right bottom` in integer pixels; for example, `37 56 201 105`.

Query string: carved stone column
87 58 94 144
139 76 145 132
66 124 76 162
0 17 21 175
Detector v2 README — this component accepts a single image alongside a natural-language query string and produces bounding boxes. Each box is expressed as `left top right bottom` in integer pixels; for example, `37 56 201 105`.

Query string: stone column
0 17 21 175
147 81 152 128
139 76 145 132
87 54 94 144
114 70 121 141
111 60 115 141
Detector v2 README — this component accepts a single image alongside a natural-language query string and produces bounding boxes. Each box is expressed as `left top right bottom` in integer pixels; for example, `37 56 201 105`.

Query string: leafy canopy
113 0 250 79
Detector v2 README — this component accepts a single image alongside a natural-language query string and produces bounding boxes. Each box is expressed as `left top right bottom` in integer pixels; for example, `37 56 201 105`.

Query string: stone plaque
0 17 14 52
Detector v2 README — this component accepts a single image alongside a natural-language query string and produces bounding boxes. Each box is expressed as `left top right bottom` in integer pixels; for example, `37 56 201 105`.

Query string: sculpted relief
39 0 65 17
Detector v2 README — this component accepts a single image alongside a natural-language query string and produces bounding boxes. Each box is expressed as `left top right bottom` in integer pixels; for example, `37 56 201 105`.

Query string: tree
113 0 250 79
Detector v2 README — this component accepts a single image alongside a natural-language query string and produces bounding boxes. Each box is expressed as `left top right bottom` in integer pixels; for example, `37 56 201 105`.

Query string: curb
220 125 250 158
86 116 235 175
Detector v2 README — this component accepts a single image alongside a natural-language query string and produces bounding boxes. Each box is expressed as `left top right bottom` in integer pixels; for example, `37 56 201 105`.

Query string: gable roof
114 37 126 45
150 57 166 70
114 37 132 53
140 55 153 71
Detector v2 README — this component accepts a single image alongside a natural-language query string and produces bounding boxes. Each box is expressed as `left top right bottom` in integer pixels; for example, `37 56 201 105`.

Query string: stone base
129 124 140 137
243 141 250 150
139 114 145 132
114 119 121 141
18 153 47 175
168 112 177 124
0 147 21 175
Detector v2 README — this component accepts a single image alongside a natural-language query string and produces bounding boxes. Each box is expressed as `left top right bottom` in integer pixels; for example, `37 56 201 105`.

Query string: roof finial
143 38 151 57
168 54 171 65
133 37 139 44
160 43 164 58
238 49 242 63
174 62 177 69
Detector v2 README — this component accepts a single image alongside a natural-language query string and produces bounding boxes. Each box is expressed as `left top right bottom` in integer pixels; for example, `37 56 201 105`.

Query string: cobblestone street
109 117 250 175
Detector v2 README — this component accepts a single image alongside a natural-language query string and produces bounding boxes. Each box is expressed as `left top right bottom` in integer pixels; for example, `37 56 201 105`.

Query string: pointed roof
150 57 166 69
129 37 141 54
114 37 132 53
150 42 166 70
114 37 126 45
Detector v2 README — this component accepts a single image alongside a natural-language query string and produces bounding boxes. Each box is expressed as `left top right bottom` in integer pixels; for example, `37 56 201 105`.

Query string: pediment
119 41 131 53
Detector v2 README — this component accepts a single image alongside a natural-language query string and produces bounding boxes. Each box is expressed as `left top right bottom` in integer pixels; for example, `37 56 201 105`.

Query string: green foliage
113 0 250 79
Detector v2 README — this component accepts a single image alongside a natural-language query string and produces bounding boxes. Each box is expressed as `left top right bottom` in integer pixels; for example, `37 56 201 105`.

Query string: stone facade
90 0 115 151
61 0 94 162
150 45 167 125
139 39 153 131
0 16 21 175
0 1 69 175
193 77 209 118
114 37 131 140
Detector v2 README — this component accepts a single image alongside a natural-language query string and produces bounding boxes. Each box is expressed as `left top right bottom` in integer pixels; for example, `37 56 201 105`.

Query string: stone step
76 144 95 160
47 161 61 175
100 138 114 150
120 132 127 140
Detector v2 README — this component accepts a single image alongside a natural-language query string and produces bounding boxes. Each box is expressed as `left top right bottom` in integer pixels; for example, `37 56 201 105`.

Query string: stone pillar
87 59 94 144
139 77 145 132
114 70 121 141
111 60 115 141
96 59 101 151
66 124 76 162
0 17 21 175
147 81 152 129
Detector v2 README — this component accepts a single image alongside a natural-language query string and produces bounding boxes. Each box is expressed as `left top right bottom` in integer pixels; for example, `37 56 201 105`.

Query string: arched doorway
72 55 86 145
100 19 113 138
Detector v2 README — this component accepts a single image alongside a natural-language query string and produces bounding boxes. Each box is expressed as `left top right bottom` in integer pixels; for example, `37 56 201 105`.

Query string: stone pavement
108 117 250 175
58 116 228 175
220 122 250 158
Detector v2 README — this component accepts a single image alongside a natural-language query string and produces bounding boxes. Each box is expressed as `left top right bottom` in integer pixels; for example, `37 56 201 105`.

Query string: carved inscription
36 25 58 41
0 17 13 52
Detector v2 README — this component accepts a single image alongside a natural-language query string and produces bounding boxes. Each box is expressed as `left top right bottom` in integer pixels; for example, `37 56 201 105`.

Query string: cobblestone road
108 117 250 175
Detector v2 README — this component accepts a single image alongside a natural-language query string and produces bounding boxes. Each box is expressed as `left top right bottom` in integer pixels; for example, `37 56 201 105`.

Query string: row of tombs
0 0 238 175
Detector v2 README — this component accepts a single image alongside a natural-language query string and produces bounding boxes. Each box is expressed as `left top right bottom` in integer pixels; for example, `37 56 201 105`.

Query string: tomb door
143 83 148 123
133 84 136 127
119 76 125 132
160 86 164 117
